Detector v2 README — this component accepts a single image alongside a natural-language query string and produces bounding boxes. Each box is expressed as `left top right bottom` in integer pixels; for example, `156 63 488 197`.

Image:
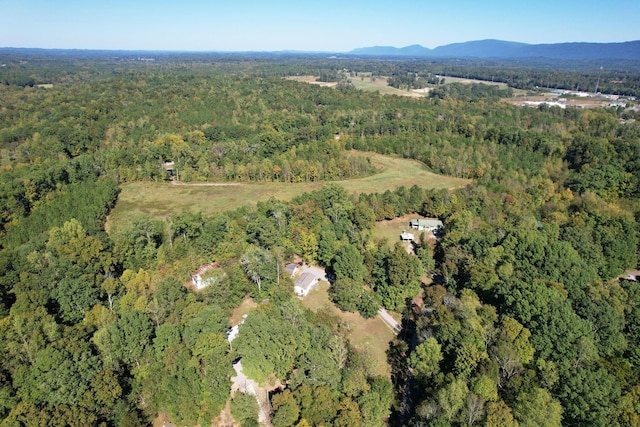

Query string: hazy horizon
2 0 639 52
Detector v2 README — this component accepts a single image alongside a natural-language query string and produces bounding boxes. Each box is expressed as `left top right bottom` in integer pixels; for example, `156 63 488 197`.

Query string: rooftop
192 262 218 278
295 272 317 291
410 218 443 226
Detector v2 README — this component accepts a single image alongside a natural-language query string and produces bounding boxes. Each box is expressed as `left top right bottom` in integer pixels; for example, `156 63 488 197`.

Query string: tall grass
106 152 468 234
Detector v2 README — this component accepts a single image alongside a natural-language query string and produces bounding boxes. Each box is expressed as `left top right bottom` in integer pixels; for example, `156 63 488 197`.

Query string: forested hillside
1 52 640 426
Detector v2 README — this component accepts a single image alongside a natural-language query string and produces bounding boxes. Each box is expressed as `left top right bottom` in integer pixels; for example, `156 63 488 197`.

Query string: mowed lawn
348 77 420 96
374 213 438 247
106 152 468 234
301 281 396 378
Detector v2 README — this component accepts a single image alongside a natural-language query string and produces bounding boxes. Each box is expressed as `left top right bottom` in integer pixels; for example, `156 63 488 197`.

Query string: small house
227 315 247 343
285 263 300 277
191 262 220 290
163 161 175 177
409 218 443 232
226 325 240 342
620 270 640 282
294 272 318 297
400 231 415 241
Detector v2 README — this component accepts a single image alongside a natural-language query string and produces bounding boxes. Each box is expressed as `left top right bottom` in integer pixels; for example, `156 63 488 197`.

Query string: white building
191 262 222 290
294 272 318 297
400 231 415 241
409 218 443 232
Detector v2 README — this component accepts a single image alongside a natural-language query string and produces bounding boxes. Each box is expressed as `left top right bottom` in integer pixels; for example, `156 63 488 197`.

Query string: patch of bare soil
212 400 238 427
379 213 418 226
229 296 258 326
506 94 611 109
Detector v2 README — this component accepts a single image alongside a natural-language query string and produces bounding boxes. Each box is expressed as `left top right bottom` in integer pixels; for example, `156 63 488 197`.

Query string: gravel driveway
231 362 270 425
299 264 329 282
378 308 401 334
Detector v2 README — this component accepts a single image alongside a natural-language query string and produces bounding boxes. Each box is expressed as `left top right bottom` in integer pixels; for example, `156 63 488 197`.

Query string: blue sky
2 0 639 51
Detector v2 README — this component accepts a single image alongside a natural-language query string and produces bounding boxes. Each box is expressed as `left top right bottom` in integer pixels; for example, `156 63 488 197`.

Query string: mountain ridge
349 39 640 60
2 40 639 60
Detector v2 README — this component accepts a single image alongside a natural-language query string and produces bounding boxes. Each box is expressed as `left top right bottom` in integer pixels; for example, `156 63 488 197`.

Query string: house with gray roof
294 272 318 297
409 218 443 232
400 231 415 241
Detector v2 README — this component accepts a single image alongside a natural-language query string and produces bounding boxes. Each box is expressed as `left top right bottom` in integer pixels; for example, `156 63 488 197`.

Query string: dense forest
1 50 640 426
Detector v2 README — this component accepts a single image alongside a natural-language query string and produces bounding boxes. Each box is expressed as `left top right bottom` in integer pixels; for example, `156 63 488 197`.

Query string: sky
2 0 639 52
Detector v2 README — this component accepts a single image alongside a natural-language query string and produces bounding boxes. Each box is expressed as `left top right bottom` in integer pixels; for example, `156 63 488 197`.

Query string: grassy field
284 75 337 88
106 152 469 234
301 281 396 377
286 75 424 97
374 213 428 246
440 76 509 87
348 76 423 96
288 74 529 100
229 296 258 326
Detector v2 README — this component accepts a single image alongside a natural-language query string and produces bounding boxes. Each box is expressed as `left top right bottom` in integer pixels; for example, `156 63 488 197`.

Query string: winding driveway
231 362 271 426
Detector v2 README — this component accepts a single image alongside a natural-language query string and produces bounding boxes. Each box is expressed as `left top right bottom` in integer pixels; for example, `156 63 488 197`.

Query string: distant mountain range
2 40 639 61
348 39 640 60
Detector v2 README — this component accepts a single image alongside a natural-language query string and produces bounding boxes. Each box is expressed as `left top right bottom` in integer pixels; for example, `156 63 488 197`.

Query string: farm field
284 75 337 87
440 75 509 87
286 73 628 108
287 75 425 97
106 152 469 234
348 76 424 96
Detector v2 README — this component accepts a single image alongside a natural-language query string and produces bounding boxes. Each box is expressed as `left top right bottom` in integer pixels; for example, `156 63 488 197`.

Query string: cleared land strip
106 152 469 235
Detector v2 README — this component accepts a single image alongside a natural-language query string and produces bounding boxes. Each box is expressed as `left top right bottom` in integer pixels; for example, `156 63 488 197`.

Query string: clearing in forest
440 76 509 87
287 75 425 97
348 76 424 96
300 280 396 378
374 213 439 247
106 152 468 234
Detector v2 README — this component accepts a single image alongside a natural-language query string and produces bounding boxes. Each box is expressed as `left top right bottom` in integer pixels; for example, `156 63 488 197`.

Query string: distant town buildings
519 90 637 110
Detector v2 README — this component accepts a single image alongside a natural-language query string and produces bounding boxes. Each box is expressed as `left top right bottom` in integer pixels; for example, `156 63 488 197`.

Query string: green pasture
106 152 468 235
440 76 508 87
347 77 417 96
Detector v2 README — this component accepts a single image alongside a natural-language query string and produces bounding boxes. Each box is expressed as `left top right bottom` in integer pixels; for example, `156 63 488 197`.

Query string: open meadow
106 152 469 234
348 76 424 96
440 75 509 87
286 75 425 97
